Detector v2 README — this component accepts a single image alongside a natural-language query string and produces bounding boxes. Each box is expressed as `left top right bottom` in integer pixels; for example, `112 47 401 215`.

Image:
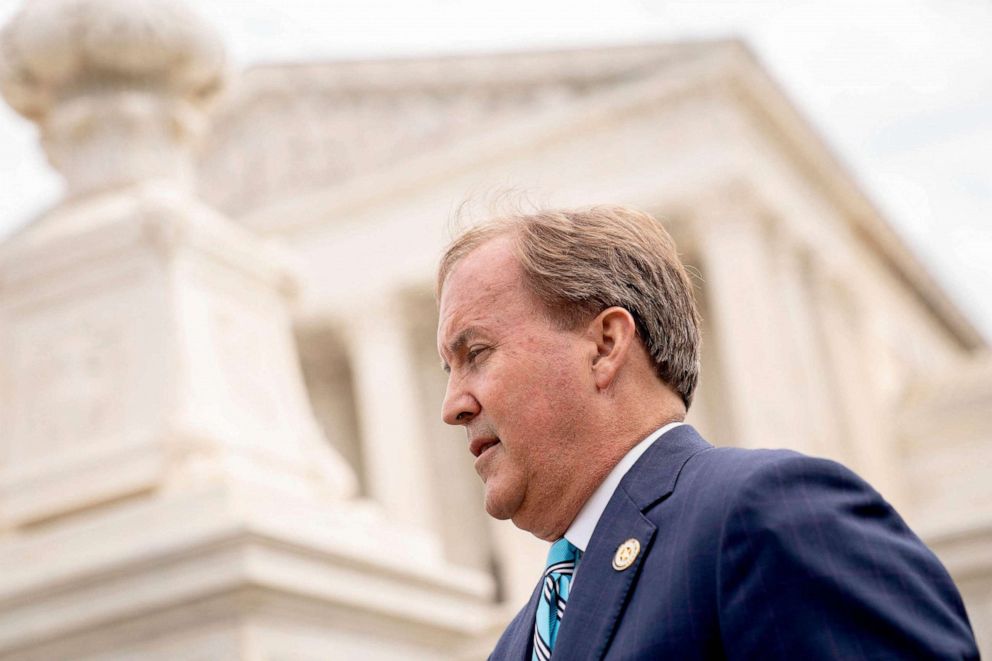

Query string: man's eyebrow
439 326 482 372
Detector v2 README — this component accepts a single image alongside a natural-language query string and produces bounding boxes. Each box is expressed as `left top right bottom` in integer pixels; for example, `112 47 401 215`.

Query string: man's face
437 237 593 537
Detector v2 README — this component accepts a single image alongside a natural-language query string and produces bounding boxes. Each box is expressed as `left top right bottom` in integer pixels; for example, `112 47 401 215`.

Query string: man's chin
483 487 520 521
483 499 514 521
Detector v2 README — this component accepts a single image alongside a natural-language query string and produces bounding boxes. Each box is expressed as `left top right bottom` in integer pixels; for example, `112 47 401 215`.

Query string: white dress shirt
564 422 684 552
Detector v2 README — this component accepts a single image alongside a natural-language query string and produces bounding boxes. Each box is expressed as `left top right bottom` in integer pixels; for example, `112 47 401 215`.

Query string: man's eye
466 346 487 363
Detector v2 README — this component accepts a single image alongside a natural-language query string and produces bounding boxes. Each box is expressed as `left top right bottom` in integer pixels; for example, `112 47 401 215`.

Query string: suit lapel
618 425 712 511
551 425 712 660
500 579 542 660
551 489 657 660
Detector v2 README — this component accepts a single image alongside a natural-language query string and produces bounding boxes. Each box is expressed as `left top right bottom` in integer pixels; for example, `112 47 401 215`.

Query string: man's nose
441 379 480 426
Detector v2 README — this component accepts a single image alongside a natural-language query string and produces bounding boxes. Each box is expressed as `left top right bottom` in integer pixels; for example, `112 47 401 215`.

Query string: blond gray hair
437 206 701 407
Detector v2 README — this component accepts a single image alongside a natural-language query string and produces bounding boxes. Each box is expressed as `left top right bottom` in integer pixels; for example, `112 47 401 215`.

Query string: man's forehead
437 246 522 354
444 236 518 287
437 286 506 352
439 240 519 314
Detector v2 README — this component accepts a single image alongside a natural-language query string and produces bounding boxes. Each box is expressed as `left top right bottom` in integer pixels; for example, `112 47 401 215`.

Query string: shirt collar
564 422 683 552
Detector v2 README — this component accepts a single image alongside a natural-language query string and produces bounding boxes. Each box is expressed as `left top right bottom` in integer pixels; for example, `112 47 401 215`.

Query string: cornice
194 41 737 217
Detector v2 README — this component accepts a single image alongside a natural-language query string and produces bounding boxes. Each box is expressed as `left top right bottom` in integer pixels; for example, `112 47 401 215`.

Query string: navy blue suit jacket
491 425 978 660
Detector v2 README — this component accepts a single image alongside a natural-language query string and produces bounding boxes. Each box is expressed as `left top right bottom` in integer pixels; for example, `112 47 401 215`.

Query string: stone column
344 298 442 533
807 263 902 501
767 226 836 457
692 185 803 449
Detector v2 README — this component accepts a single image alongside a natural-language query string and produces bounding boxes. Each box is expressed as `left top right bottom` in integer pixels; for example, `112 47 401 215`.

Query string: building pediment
195 41 730 217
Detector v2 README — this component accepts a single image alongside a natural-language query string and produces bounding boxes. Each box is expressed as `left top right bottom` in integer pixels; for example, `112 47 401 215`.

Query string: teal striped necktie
532 538 582 660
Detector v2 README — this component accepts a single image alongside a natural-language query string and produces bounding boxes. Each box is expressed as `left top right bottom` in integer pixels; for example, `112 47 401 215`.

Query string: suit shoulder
703 449 979 657
682 445 863 497
672 446 890 534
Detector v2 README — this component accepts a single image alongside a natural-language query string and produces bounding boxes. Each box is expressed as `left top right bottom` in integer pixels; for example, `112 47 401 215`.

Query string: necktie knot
532 538 582 660
547 537 582 568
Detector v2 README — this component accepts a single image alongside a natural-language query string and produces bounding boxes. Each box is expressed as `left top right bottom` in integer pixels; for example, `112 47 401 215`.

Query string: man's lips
469 437 500 458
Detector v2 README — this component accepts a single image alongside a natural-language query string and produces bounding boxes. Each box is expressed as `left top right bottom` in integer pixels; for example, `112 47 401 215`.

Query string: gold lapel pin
612 538 641 571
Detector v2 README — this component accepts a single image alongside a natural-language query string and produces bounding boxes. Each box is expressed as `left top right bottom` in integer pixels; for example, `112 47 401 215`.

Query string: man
435 206 978 660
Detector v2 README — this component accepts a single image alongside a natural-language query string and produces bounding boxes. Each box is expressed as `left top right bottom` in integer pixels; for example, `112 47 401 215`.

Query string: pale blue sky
1 0 990 338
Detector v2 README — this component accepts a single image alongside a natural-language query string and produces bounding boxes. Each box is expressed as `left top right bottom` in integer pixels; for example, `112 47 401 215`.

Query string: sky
1 0 990 338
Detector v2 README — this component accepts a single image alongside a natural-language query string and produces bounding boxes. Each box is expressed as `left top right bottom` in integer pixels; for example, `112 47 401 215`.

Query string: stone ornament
0 0 228 196
0 0 225 120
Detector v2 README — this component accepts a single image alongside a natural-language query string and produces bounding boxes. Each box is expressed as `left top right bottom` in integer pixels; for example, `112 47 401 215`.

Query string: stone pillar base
0 484 496 660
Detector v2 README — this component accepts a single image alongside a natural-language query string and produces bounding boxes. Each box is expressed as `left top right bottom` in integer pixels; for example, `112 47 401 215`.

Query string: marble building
0 0 989 658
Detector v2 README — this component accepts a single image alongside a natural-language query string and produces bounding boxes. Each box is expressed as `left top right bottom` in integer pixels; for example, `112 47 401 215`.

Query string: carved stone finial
0 0 226 196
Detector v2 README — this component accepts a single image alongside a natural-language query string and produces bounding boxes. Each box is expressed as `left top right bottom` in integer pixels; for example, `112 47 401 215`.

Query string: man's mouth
469 437 500 458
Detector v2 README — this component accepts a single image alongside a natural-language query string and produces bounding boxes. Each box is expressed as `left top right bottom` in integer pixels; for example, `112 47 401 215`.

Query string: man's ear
588 306 637 391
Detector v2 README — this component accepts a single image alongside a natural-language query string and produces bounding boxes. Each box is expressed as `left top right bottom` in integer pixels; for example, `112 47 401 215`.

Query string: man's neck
531 409 685 542
564 421 684 550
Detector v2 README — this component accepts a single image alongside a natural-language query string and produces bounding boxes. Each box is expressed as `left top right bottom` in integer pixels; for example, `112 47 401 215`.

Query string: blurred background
0 1 989 659
3 0 991 333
